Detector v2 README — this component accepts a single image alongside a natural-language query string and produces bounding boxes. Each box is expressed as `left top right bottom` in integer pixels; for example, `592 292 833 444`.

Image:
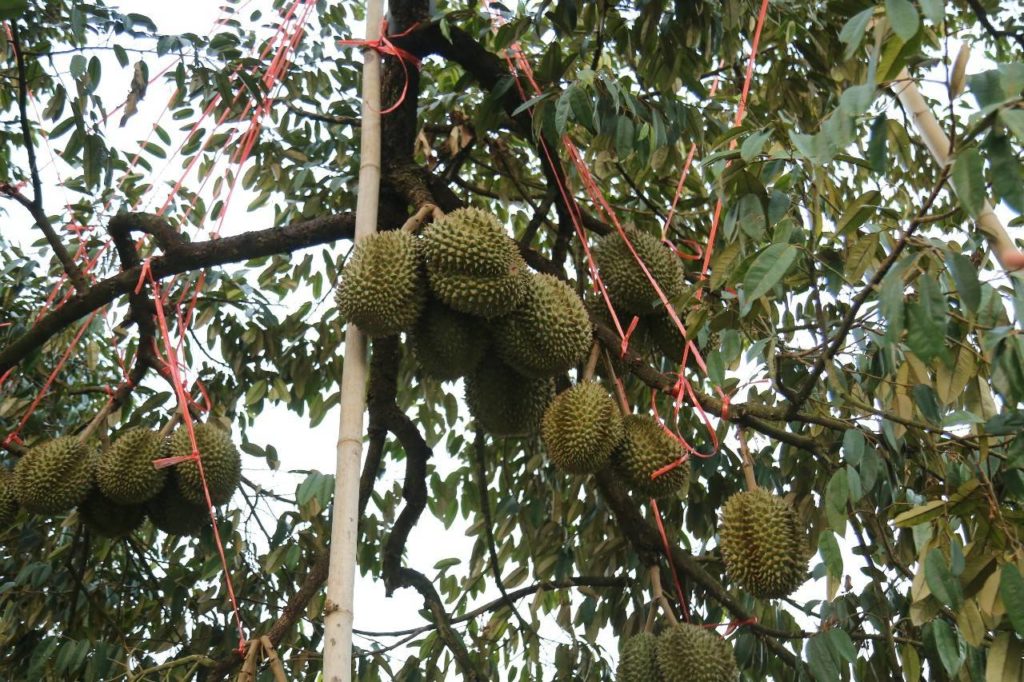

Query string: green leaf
839 7 875 60
906 276 947 363
925 548 963 610
742 243 798 307
947 252 981 314
819 530 843 578
988 134 1024 214
986 632 1024 682
806 633 841 682
860 447 882 492
999 563 1024 635
615 115 634 159
836 190 881 235
842 429 866 465
825 629 857 663
912 384 942 424
929 619 962 677
845 232 879 282
886 0 920 41
825 469 849 532
919 0 943 23
554 88 572 135
879 263 908 342
951 148 986 217
1002 110 1024 142
868 114 889 173
0 0 27 19
740 129 772 162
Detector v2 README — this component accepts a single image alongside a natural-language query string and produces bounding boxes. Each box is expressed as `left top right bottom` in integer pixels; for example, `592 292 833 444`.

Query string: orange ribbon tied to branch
338 20 423 115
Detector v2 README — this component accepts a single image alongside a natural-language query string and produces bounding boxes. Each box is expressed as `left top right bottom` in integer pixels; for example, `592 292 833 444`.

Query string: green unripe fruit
411 300 488 380
617 632 663 682
465 360 554 437
147 480 211 536
493 274 592 378
168 423 241 506
719 489 808 599
94 427 167 504
656 623 739 682
594 229 686 315
13 436 93 514
0 469 18 527
611 415 690 498
78 489 145 538
541 382 624 474
335 230 426 337
422 207 528 318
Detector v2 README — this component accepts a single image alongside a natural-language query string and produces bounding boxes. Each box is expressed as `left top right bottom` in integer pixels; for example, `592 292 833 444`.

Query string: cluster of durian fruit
335 207 692 498
617 624 739 682
0 422 241 538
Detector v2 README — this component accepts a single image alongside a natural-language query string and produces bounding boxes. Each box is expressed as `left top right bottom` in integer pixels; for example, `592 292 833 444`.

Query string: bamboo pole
323 2 383 680
892 69 1020 269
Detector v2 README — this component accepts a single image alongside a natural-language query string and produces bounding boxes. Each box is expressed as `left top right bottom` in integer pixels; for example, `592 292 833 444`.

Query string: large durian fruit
465 360 554 437
656 623 739 682
146 479 211 536
13 435 93 514
617 632 663 682
94 427 167 504
0 469 18 527
611 416 690 498
541 382 624 474
78 489 145 538
493 273 592 378
335 230 426 337
421 207 529 318
719 488 807 599
410 299 488 380
167 423 241 506
593 229 686 315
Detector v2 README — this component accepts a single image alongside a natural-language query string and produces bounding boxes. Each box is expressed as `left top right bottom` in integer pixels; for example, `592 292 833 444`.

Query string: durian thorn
738 428 759 491
581 341 601 382
158 411 184 439
649 565 678 626
77 399 117 444
400 203 442 234
601 348 631 416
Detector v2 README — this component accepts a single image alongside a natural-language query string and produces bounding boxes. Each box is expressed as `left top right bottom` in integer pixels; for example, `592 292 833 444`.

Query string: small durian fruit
541 382 624 474
611 416 690 498
146 479 211 536
78 489 145 538
335 230 426 337
465 360 554 437
593 230 686 315
0 469 18 527
411 299 488 380
94 427 167 504
655 623 738 682
13 436 93 514
719 488 808 599
493 274 592 378
167 423 241 506
421 207 529 318
617 632 663 682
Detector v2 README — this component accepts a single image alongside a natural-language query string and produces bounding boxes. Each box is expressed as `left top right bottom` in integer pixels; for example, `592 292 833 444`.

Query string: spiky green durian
617 632 663 682
94 427 167 504
0 469 18 527
541 382 624 474
719 488 808 599
411 299 488 380
335 230 426 337
421 207 528 318
493 274 592 378
13 436 92 514
167 423 241 506
78 489 145 538
655 623 738 682
593 230 686 315
611 415 690 498
146 479 211 536
465 360 554 437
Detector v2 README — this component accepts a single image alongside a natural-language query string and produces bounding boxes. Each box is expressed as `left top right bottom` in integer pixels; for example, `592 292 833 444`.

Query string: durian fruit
646 311 687 363
541 382 624 474
493 273 592 378
611 416 690 498
94 427 167 504
465 360 554 437
0 469 18 527
617 632 663 682
655 623 738 682
78 489 145 538
593 229 686 315
411 299 488 380
335 230 426 337
421 207 529 318
146 479 211 536
718 488 807 599
167 423 241 506
13 435 93 514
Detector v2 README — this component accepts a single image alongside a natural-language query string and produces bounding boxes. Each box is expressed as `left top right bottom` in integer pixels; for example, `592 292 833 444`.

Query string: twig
737 429 758 492
648 565 678 626
582 341 601 381
399 202 443 233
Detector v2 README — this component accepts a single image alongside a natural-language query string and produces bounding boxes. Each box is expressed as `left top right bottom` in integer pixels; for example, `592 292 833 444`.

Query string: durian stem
602 348 631 416
643 596 658 633
738 429 758 491
649 564 678 626
77 400 117 444
581 341 601 382
400 203 443 234
158 412 183 439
